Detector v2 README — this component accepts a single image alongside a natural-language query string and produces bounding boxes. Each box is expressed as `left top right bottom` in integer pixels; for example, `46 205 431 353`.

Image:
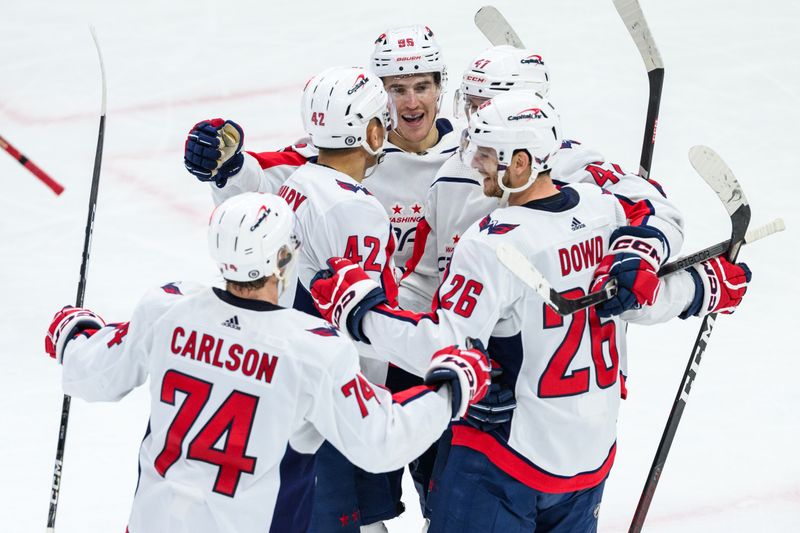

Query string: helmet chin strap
496 166 538 205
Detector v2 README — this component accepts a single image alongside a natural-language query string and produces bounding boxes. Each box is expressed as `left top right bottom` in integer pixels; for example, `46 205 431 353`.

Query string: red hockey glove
683 256 752 317
310 257 387 341
591 226 665 318
424 338 491 420
45 306 105 363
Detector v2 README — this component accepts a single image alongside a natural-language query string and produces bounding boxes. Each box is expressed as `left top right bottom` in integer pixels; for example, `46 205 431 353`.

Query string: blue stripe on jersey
520 187 579 213
434 118 454 140
293 282 322 317
440 146 458 154
134 420 152 497
269 445 317 533
384 147 403 154
431 176 481 188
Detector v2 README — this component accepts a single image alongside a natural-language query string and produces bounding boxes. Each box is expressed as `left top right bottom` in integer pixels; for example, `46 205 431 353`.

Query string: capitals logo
478 214 519 235
250 205 270 231
337 179 372 195
520 54 544 65
161 282 183 295
308 326 339 337
508 108 544 121
348 73 369 95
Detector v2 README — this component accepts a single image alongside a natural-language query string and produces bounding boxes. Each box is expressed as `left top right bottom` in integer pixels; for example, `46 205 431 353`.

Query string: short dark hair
226 277 269 292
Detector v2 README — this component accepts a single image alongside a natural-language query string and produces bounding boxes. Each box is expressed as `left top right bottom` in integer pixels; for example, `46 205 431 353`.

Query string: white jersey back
366 118 459 310
61 283 450 533
407 140 685 306
277 162 399 313
362 184 631 491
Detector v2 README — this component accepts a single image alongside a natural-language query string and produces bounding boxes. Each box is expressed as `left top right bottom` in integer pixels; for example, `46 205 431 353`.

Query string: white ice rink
1 1 798 531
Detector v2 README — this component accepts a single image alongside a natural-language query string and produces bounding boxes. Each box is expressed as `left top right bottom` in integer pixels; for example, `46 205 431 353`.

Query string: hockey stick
628 146 751 533
497 215 780 316
612 0 664 179
46 26 107 533
497 146 774 317
474 6 525 47
0 134 64 195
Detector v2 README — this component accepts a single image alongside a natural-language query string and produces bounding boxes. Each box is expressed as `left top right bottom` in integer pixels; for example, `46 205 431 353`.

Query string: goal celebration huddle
45 12 761 533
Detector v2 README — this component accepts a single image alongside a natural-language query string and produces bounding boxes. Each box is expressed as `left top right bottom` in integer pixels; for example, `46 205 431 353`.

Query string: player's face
470 146 502 197
384 73 440 143
466 95 488 119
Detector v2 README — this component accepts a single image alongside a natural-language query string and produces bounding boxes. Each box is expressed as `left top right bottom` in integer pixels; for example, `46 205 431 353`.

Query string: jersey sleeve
305 340 451 473
361 236 512 376
61 294 156 402
622 269 695 324
321 200 400 306
209 148 308 206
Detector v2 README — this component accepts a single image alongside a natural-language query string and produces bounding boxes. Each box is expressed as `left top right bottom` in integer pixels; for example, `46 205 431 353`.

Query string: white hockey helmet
301 66 393 156
371 25 447 91
208 192 299 285
454 45 551 119
463 91 562 195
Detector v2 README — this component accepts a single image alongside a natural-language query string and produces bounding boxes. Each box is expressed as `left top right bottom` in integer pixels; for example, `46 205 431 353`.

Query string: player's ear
365 118 385 153
511 149 531 174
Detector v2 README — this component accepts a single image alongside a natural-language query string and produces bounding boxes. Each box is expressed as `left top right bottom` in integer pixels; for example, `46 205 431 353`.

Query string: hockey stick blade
496 243 618 315
475 6 525 47
613 0 663 178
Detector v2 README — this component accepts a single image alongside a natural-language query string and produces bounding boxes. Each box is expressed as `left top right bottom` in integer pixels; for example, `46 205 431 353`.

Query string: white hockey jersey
357 183 696 493
404 139 686 305
61 282 451 533
366 118 460 311
209 141 316 206
276 162 399 314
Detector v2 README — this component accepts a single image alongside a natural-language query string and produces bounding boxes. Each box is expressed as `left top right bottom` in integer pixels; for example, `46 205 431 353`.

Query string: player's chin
397 113 432 140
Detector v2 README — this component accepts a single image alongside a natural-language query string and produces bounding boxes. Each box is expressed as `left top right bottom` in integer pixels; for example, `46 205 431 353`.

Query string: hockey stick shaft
0 135 64 195
629 147 752 533
46 26 107 533
613 0 664 178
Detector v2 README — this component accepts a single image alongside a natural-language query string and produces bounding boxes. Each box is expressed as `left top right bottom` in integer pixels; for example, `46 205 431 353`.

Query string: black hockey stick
613 0 664 178
496 147 779 317
46 26 107 533
628 146 751 532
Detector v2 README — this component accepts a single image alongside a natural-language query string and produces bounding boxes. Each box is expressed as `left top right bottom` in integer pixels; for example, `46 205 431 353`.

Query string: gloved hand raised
184 119 244 188
45 306 105 363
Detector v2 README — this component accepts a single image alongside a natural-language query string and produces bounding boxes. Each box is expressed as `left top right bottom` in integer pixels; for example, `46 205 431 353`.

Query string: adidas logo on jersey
222 316 241 330
571 217 586 231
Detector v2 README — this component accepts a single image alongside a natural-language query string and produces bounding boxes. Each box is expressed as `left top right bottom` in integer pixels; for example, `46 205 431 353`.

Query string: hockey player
306 91 752 532
43 192 491 533
406 45 684 316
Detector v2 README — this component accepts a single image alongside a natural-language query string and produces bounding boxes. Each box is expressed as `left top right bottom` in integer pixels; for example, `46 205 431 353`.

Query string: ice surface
1 1 797 531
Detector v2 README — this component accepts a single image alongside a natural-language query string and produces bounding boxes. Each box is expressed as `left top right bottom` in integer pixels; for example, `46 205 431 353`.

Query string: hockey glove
592 225 665 318
310 257 387 342
45 306 105 363
424 338 491 420
184 118 245 188
681 256 752 318
465 364 516 432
